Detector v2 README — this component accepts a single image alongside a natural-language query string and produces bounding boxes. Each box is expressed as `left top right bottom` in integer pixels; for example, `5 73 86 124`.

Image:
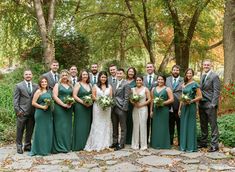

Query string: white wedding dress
84 85 113 151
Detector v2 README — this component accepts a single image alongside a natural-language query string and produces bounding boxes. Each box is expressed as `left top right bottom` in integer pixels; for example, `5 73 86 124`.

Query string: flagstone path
0 145 234 172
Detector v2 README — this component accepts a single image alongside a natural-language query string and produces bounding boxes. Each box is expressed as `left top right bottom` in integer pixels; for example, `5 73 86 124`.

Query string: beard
92 70 98 75
172 73 179 78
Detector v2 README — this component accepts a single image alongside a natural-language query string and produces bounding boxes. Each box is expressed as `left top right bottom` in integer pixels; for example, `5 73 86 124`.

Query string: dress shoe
110 143 118 149
24 146 31 152
197 144 207 148
17 147 23 154
115 144 124 151
208 147 219 152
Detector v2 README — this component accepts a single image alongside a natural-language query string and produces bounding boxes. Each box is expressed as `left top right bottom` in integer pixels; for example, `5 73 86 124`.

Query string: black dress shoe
197 144 207 148
110 143 118 149
24 146 31 152
115 144 124 151
17 147 23 154
208 147 219 152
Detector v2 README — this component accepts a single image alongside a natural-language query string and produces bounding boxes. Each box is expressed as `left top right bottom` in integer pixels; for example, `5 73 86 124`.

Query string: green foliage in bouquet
154 97 164 107
82 94 93 105
97 96 115 111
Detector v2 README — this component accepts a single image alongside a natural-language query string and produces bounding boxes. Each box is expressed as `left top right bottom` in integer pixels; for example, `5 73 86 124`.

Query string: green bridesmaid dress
180 82 199 152
126 80 136 144
53 84 73 153
72 84 92 151
151 87 171 149
30 91 53 156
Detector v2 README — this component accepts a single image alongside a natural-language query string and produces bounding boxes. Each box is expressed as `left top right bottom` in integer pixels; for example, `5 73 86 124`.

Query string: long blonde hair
58 69 72 87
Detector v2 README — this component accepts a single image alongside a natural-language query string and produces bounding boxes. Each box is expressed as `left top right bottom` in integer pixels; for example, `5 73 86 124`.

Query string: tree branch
206 40 223 50
47 0 56 34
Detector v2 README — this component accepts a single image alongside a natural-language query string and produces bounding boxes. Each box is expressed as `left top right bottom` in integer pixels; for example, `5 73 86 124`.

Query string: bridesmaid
30 76 53 156
150 75 174 149
72 69 92 151
126 67 137 144
52 70 73 153
131 76 151 150
179 68 202 152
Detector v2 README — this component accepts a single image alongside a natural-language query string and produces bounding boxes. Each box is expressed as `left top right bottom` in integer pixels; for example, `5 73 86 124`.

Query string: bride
84 71 113 151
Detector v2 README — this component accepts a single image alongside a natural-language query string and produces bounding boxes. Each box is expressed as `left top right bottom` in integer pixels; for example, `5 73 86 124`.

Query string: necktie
112 78 116 84
54 74 57 83
173 78 177 89
148 75 152 88
73 78 76 86
202 74 206 84
93 76 96 84
27 82 32 94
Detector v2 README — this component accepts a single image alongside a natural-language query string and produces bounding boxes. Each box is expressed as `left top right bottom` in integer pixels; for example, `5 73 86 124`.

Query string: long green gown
30 91 53 156
126 80 136 144
180 82 199 152
52 84 73 153
72 84 92 151
151 87 171 149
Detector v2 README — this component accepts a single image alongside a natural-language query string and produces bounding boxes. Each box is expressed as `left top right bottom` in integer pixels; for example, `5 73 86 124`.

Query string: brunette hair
78 69 90 84
157 74 166 85
38 76 49 90
97 71 108 89
184 68 194 84
126 67 137 80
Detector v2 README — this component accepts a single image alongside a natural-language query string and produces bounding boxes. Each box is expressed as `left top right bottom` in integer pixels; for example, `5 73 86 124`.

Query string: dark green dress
151 87 171 149
30 91 53 156
126 80 136 144
53 84 73 153
72 84 92 151
180 82 199 152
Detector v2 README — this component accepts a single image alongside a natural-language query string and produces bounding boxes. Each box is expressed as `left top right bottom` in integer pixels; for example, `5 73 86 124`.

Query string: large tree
223 0 235 83
33 0 56 68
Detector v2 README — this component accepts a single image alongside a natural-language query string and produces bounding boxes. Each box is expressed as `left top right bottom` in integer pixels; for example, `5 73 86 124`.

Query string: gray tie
54 74 57 83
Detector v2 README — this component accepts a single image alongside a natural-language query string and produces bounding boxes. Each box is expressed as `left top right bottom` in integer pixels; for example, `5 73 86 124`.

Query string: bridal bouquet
82 94 93 105
97 96 114 111
154 97 164 107
63 96 75 105
180 94 191 104
130 93 142 103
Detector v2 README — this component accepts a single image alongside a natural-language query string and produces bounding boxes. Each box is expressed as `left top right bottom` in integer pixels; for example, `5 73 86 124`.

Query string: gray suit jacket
113 80 130 112
166 76 184 110
89 73 99 86
13 81 38 115
143 74 157 91
43 71 59 89
199 71 220 107
108 76 116 90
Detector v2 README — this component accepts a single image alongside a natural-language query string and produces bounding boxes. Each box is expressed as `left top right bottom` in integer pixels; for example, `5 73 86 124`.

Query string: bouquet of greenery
82 94 93 105
130 93 142 103
180 94 191 104
63 96 75 105
43 98 54 111
154 97 164 107
97 96 115 111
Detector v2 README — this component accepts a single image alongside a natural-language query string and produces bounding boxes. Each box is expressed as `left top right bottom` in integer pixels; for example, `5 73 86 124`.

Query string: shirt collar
24 80 32 85
205 70 212 76
50 70 58 76
172 76 180 82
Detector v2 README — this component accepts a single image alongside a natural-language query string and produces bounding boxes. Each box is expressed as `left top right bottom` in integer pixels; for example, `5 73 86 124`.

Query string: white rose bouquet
154 97 164 107
97 95 114 111
180 94 191 104
82 94 93 105
64 96 75 105
130 93 142 103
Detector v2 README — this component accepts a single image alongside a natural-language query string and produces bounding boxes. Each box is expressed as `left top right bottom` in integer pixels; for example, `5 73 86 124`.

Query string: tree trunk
33 0 56 68
223 0 235 83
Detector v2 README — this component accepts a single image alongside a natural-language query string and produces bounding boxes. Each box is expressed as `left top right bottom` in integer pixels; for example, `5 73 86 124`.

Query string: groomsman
166 65 183 145
13 69 37 154
70 65 78 86
143 62 157 143
111 68 131 150
43 60 59 89
89 63 99 85
108 64 117 88
198 59 220 152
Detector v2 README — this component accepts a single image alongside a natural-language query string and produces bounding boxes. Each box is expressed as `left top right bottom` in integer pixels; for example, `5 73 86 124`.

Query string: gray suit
89 73 99 86
199 71 220 148
43 71 59 89
166 76 183 145
143 74 157 143
111 79 131 145
13 81 37 148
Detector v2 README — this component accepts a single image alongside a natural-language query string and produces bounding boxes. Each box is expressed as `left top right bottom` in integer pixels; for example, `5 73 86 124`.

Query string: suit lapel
21 82 30 97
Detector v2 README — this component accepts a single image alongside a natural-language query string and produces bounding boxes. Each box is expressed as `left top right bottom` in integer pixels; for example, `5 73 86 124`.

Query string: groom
111 68 131 150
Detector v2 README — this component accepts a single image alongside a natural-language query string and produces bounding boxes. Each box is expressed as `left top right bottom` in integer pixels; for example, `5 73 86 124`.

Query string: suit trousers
199 102 219 148
169 110 180 145
16 114 35 147
111 106 127 145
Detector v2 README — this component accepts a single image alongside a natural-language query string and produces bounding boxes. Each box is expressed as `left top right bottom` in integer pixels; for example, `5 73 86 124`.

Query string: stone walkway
0 145 234 172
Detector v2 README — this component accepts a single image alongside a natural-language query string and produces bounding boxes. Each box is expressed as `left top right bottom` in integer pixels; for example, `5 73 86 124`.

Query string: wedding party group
13 59 221 156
